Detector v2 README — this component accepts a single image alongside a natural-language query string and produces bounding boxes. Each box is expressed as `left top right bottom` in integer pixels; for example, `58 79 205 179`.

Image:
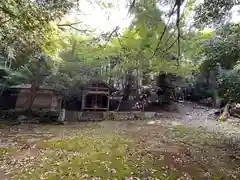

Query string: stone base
103 111 162 121
65 111 163 121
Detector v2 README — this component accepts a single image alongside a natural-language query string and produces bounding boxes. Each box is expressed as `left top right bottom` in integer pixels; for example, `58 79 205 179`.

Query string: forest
1 0 239 108
0 0 240 179
0 0 239 113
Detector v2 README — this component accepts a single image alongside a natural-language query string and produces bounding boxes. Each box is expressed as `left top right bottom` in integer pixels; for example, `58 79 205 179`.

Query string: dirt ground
0 102 240 179
163 102 240 136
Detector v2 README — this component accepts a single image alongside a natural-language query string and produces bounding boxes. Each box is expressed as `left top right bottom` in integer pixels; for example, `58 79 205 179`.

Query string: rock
236 103 240 108
155 112 163 117
199 98 212 106
144 112 155 119
57 109 66 123
148 121 155 125
17 115 27 122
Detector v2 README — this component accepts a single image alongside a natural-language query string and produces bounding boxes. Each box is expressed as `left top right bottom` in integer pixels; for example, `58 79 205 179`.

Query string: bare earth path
176 102 240 137
0 103 240 179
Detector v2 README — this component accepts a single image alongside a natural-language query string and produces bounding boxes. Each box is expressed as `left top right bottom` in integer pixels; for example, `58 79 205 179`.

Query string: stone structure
73 111 162 121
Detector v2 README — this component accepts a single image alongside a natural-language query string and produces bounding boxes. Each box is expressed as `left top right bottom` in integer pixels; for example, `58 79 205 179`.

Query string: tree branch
108 26 119 40
151 1 177 58
57 21 83 27
58 24 94 33
152 0 185 64
128 0 136 14
155 38 178 58
114 28 128 51
0 18 10 26
176 0 183 66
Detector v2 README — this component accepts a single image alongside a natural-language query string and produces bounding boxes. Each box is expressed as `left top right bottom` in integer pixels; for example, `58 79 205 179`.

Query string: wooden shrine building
81 80 117 111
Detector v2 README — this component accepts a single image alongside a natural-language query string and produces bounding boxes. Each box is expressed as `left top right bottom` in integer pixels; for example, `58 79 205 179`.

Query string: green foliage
194 0 236 28
218 69 240 102
1 0 239 102
182 30 215 64
41 24 65 61
184 22 240 103
131 0 164 29
6 54 53 85
106 0 192 79
200 23 240 74
0 0 197 94
0 0 73 63
44 72 83 97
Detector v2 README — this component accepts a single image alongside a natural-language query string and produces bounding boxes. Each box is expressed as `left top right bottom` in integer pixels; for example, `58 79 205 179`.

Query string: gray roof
83 80 118 92
10 84 54 90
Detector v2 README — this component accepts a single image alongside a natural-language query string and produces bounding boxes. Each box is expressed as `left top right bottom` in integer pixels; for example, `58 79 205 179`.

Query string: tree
182 20 240 109
7 54 54 111
200 23 240 74
3 0 239 112
194 0 238 28
0 0 74 66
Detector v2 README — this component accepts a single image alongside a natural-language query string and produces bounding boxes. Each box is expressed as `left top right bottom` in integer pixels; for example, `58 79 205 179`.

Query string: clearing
0 103 240 180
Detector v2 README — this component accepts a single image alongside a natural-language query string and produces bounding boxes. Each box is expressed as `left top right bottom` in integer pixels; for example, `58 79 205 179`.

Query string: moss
5 123 235 180
13 134 179 180
0 123 8 129
0 147 17 157
218 114 227 121
167 124 224 147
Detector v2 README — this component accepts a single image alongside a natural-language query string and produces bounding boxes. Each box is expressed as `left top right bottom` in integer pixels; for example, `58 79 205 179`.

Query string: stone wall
103 111 162 121
65 111 82 121
65 110 162 121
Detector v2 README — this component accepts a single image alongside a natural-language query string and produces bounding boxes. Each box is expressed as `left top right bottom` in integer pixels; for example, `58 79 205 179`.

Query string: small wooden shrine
81 80 117 111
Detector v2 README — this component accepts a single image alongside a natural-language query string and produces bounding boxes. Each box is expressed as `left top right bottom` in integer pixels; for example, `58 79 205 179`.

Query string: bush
218 70 240 103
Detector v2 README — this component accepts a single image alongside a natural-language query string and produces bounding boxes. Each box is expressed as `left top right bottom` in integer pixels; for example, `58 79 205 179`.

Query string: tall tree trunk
209 70 219 108
123 83 131 101
123 71 134 100
218 103 230 121
116 98 122 111
136 68 140 95
120 68 124 89
24 81 38 111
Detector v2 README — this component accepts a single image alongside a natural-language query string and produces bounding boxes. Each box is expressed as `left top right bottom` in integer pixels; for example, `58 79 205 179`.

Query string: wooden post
82 91 85 111
95 94 97 111
107 90 110 111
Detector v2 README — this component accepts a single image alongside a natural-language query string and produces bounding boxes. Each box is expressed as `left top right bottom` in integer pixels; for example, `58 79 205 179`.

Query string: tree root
218 103 230 121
